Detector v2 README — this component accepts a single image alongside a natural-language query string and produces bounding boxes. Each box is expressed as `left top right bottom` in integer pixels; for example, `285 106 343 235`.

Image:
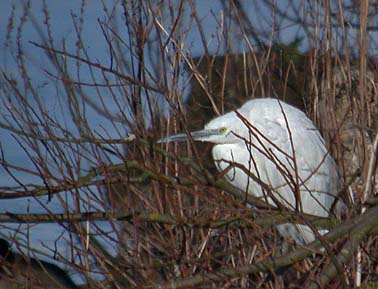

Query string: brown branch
29 41 167 95
0 211 175 224
0 118 136 144
148 205 378 289
305 206 378 288
0 208 343 231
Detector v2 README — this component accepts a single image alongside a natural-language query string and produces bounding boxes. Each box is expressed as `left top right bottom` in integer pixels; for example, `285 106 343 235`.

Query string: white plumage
160 98 343 244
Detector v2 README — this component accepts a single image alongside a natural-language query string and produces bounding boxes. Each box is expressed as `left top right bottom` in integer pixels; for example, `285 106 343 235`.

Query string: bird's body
160 98 343 244
208 99 341 243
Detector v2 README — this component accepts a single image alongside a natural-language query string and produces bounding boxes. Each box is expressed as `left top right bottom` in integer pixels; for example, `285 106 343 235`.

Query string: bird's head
158 111 245 145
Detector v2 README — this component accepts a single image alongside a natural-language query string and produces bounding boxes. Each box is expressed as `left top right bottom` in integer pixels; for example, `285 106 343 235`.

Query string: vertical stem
357 2 369 287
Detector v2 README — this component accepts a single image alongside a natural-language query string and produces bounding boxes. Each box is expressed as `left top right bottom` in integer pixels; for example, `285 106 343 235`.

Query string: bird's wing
249 113 339 216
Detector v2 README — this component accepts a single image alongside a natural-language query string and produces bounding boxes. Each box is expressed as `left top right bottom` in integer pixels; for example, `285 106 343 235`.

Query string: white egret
159 98 344 244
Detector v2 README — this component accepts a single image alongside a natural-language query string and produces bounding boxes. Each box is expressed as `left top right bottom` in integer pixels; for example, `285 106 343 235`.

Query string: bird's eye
219 127 227 134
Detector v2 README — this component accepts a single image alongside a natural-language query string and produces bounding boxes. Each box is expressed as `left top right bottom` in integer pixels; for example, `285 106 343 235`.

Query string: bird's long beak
158 129 220 143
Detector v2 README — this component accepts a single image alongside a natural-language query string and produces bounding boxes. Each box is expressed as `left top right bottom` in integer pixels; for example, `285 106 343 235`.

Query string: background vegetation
0 0 378 288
